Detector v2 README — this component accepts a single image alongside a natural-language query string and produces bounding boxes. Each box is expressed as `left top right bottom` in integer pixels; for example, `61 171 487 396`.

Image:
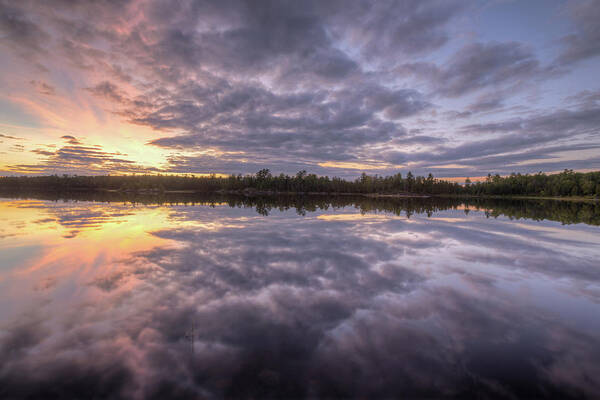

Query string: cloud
29 80 55 96
0 0 598 176
9 136 155 175
398 41 557 98
557 0 600 64
326 0 466 62
379 103 600 176
0 133 23 140
60 135 81 145
140 83 427 162
2 0 445 174
460 106 600 139
86 81 127 104
0 3 50 58
466 93 505 115
565 89 600 108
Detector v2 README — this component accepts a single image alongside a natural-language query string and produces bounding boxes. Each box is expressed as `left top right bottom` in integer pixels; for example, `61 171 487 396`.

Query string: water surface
1 195 599 399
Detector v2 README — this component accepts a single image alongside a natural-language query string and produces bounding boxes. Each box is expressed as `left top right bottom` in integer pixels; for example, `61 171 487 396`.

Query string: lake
1 195 599 399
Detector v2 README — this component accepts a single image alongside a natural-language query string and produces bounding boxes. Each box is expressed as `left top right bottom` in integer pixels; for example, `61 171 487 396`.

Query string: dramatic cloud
0 0 598 176
8 136 154 175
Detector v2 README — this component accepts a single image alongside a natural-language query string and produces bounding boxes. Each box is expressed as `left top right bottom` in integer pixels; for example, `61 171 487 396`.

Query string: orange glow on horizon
0 199 250 300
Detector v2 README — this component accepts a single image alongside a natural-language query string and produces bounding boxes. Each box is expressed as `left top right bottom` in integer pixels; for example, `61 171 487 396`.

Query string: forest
0 169 599 198
462 170 600 197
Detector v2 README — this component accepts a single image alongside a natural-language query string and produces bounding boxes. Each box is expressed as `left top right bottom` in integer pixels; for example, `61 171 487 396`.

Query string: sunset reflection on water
1 197 599 399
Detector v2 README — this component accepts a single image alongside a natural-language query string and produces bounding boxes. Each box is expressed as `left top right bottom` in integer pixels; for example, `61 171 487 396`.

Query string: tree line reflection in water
0 193 599 399
2 190 599 226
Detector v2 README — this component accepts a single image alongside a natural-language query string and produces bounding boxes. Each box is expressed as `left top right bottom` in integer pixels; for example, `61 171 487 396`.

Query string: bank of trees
1 169 599 197
0 170 463 194
462 170 600 197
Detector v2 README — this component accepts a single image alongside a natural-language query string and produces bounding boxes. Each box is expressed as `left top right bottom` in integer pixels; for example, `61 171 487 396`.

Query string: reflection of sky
1 199 600 398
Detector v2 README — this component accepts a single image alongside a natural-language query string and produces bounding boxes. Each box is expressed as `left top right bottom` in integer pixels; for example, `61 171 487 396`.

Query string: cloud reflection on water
0 198 599 399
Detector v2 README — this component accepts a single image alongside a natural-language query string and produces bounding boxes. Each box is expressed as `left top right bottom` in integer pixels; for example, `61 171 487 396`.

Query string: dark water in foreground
1 195 599 399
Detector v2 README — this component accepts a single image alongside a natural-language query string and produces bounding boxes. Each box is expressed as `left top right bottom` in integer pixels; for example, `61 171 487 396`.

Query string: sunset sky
0 0 599 178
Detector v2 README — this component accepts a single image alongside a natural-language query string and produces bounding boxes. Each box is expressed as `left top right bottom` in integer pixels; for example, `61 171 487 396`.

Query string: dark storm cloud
557 0 600 65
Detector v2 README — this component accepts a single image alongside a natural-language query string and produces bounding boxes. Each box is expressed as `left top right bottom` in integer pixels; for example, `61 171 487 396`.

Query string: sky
0 0 599 179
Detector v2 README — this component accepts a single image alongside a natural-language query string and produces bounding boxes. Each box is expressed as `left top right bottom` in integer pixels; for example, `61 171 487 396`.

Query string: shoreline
435 194 599 202
94 188 600 201
1 187 598 201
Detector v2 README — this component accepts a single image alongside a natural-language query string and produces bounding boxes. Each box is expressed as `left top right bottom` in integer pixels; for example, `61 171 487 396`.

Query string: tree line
463 170 600 197
0 169 599 198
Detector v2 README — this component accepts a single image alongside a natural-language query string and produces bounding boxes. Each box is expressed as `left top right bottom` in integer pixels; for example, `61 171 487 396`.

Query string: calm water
1 195 600 399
